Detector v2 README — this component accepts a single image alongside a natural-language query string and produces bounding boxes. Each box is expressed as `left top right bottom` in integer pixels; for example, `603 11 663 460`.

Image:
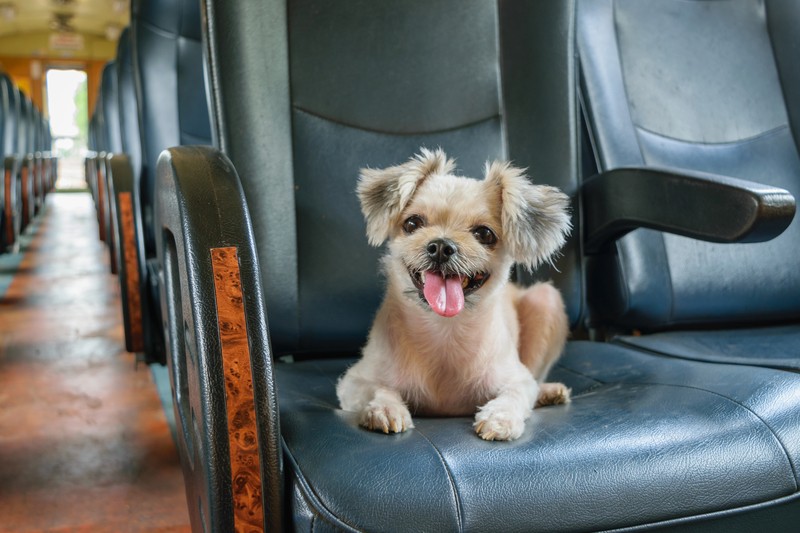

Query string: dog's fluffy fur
336 149 572 441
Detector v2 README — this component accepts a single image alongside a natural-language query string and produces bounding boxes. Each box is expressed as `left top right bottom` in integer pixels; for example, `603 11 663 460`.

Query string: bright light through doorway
46 69 88 190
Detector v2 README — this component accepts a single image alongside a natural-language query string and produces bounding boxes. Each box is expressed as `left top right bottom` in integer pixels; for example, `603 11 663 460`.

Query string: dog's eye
472 226 497 246
402 215 425 234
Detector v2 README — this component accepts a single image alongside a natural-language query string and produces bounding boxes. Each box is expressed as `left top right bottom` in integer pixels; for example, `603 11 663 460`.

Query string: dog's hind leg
515 282 571 405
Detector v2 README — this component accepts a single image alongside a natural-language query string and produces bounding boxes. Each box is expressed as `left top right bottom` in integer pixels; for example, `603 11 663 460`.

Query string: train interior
2 0 800 532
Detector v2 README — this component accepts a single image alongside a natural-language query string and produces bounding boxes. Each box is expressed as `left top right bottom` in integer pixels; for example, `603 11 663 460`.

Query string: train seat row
1 73 56 255
88 0 800 531
86 0 211 363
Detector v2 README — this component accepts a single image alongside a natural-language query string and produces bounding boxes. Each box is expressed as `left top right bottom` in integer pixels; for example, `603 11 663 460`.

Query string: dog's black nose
427 238 458 263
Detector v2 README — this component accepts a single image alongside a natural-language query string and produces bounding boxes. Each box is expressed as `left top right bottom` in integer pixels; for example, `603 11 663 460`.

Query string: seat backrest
133 0 211 255
0 73 12 158
116 27 142 179
41 115 50 153
101 61 123 155
2 76 21 157
32 107 42 153
18 94 31 156
27 100 37 156
91 89 106 154
203 0 578 355
578 0 800 330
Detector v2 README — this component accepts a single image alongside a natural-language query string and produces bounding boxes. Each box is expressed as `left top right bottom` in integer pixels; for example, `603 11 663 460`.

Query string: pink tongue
423 271 465 317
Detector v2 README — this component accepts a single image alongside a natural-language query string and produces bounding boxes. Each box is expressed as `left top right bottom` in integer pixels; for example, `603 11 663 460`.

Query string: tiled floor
0 193 191 532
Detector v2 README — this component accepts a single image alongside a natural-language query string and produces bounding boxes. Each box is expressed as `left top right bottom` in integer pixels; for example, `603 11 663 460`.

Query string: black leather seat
39 114 52 194
19 94 39 233
89 79 109 242
100 60 122 273
1 72 18 253
128 0 211 364
33 108 50 213
153 1 800 531
86 103 99 202
577 0 800 370
30 105 42 216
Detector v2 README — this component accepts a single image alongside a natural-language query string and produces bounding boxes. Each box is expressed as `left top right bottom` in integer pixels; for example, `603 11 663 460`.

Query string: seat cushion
615 325 800 371
276 341 800 532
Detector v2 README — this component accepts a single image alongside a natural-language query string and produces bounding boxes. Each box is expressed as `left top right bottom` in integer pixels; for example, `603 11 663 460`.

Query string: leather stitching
293 105 501 137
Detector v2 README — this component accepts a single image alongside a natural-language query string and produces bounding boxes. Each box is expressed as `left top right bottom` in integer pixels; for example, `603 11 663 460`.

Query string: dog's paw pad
360 403 413 434
535 382 571 408
473 411 525 441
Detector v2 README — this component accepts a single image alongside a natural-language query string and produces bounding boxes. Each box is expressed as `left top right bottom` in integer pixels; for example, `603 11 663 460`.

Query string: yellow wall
0 29 117 114
0 31 117 61
0 56 108 117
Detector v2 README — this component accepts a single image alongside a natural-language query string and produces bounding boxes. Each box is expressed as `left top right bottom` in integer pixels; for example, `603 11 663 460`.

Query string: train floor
0 192 191 532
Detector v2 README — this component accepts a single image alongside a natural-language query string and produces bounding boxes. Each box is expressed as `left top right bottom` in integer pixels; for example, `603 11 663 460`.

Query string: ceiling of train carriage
0 0 128 59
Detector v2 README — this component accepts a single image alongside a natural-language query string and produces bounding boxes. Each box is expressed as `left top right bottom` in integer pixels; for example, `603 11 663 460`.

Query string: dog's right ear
357 148 455 246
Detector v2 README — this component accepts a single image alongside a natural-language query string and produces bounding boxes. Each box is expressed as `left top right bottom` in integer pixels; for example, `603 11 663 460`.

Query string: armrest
108 152 165 362
155 145 283 532
20 154 35 231
101 154 118 274
3 156 21 252
583 166 796 254
108 153 144 353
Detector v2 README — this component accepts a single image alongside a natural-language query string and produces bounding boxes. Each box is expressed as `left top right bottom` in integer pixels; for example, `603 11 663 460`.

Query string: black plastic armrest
155 145 283 532
3 156 21 252
582 166 796 254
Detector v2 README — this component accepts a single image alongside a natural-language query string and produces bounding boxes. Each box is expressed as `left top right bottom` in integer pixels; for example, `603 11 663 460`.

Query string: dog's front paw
473 405 526 441
360 401 414 434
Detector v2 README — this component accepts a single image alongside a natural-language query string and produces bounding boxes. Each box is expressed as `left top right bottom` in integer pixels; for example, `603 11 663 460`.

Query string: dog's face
358 149 571 318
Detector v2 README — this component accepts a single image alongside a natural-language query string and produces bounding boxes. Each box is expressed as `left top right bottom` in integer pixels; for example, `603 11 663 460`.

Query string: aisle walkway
0 193 190 532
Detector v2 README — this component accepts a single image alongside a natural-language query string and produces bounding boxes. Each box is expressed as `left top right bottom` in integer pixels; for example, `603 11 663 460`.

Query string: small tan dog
336 149 572 441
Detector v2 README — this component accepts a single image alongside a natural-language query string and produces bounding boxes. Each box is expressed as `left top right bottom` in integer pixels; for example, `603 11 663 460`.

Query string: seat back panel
617 0 787 144
291 110 504 352
579 0 800 329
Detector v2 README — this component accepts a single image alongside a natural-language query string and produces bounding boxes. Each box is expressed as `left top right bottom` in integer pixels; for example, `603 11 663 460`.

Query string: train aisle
0 192 190 532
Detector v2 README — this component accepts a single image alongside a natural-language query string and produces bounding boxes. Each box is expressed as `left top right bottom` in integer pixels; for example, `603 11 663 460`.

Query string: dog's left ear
484 161 572 270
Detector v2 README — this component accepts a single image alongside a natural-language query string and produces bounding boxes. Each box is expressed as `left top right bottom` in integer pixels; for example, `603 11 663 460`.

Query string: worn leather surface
617 0 787 144
768 0 800 156
578 0 800 330
277 342 800 532
616 325 800 371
